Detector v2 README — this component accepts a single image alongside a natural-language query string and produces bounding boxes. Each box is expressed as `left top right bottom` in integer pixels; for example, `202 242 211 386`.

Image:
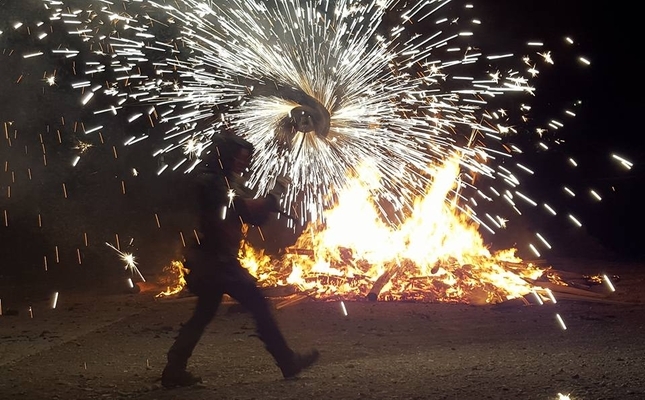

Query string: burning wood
367 263 399 301
155 254 621 306
155 261 188 298
530 281 607 299
284 248 315 257
154 160 622 306
275 289 317 310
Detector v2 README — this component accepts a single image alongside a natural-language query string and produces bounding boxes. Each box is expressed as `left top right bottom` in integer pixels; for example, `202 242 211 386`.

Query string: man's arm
234 195 279 226
232 174 289 226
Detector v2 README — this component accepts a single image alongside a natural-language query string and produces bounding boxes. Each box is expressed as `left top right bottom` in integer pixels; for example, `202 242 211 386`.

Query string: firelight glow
239 158 552 304
6 0 627 304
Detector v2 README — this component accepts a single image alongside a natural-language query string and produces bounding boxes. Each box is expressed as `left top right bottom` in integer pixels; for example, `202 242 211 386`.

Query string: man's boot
161 364 202 388
278 349 320 379
161 325 205 388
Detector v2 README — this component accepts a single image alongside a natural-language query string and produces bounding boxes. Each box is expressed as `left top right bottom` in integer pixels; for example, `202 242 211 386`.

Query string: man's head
231 146 252 175
203 134 254 176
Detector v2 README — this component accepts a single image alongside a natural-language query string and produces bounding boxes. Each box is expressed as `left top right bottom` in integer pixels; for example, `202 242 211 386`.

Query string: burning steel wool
28 0 597 230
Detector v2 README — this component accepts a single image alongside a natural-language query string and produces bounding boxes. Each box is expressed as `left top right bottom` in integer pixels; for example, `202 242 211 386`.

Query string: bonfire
157 158 587 305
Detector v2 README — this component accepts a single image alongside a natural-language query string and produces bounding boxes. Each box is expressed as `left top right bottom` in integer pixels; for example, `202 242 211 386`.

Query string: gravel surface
1 260 643 400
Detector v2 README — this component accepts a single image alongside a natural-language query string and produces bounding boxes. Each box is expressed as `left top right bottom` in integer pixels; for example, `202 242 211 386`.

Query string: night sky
490 1 644 257
0 0 642 295
461 1 639 252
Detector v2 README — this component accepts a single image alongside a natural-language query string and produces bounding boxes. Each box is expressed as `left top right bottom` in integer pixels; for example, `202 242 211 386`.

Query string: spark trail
32 0 560 228
1 0 632 305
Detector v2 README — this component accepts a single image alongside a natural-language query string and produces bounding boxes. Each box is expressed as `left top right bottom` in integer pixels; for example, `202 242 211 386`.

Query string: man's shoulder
194 168 225 185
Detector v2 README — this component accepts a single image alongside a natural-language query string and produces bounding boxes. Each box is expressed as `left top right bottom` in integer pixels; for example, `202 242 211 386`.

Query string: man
161 134 319 388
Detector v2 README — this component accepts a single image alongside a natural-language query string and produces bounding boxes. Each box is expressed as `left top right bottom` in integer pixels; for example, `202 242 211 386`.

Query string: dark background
483 1 643 258
0 0 642 297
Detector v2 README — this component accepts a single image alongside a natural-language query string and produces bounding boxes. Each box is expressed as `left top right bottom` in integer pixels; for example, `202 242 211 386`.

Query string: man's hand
269 176 291 198
240 196 277 225
265 194 281 212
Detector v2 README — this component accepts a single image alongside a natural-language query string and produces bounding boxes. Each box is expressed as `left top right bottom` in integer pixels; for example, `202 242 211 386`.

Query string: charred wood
367 264 399 301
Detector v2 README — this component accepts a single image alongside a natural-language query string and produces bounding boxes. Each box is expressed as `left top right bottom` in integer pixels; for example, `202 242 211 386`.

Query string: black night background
0 1 643 399
1 0 641 282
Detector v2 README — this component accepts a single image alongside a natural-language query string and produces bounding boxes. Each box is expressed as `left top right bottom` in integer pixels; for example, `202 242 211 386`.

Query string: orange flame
159 157 551 304
155 260 189 298
241 157 546 304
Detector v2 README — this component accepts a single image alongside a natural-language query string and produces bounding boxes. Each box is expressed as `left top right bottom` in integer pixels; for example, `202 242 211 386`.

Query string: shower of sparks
2 0 633 302
105 242 146 282
24 0 593 229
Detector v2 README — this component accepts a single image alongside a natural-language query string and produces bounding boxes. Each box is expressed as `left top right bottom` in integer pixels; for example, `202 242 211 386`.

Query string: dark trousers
166 264 294 370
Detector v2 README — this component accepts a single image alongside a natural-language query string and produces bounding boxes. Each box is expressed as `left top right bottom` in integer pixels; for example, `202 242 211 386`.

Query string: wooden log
367 264 399 301
275 294 308 310
503 259 548 270
275 289 317 309
284 248 315 257
547 269 621 285
531 281 608 298
544 292 636 305
261 285 298 298
546 269 591 280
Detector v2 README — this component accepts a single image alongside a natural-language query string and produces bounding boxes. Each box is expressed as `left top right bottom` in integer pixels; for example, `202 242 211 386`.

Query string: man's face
232 147 251 175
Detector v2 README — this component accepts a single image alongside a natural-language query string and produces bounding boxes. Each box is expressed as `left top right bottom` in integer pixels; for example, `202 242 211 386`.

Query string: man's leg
225 267 319 378
162 290 222 387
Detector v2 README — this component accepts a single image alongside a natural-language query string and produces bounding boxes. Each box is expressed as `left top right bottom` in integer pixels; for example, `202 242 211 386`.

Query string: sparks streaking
5 0 617 304
106 242 146 283
33 0 577 229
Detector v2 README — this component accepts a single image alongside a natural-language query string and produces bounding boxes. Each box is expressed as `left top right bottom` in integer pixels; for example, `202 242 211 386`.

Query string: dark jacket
189 159 276 269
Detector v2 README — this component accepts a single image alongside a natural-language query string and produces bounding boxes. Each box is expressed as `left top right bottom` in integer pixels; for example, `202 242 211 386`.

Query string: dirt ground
1 258 644 400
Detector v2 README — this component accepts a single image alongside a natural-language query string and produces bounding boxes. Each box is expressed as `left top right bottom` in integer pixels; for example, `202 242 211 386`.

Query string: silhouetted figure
161 134 319 388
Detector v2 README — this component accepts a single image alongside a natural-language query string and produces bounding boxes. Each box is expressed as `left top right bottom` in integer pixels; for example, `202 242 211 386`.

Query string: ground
1 258 644 400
